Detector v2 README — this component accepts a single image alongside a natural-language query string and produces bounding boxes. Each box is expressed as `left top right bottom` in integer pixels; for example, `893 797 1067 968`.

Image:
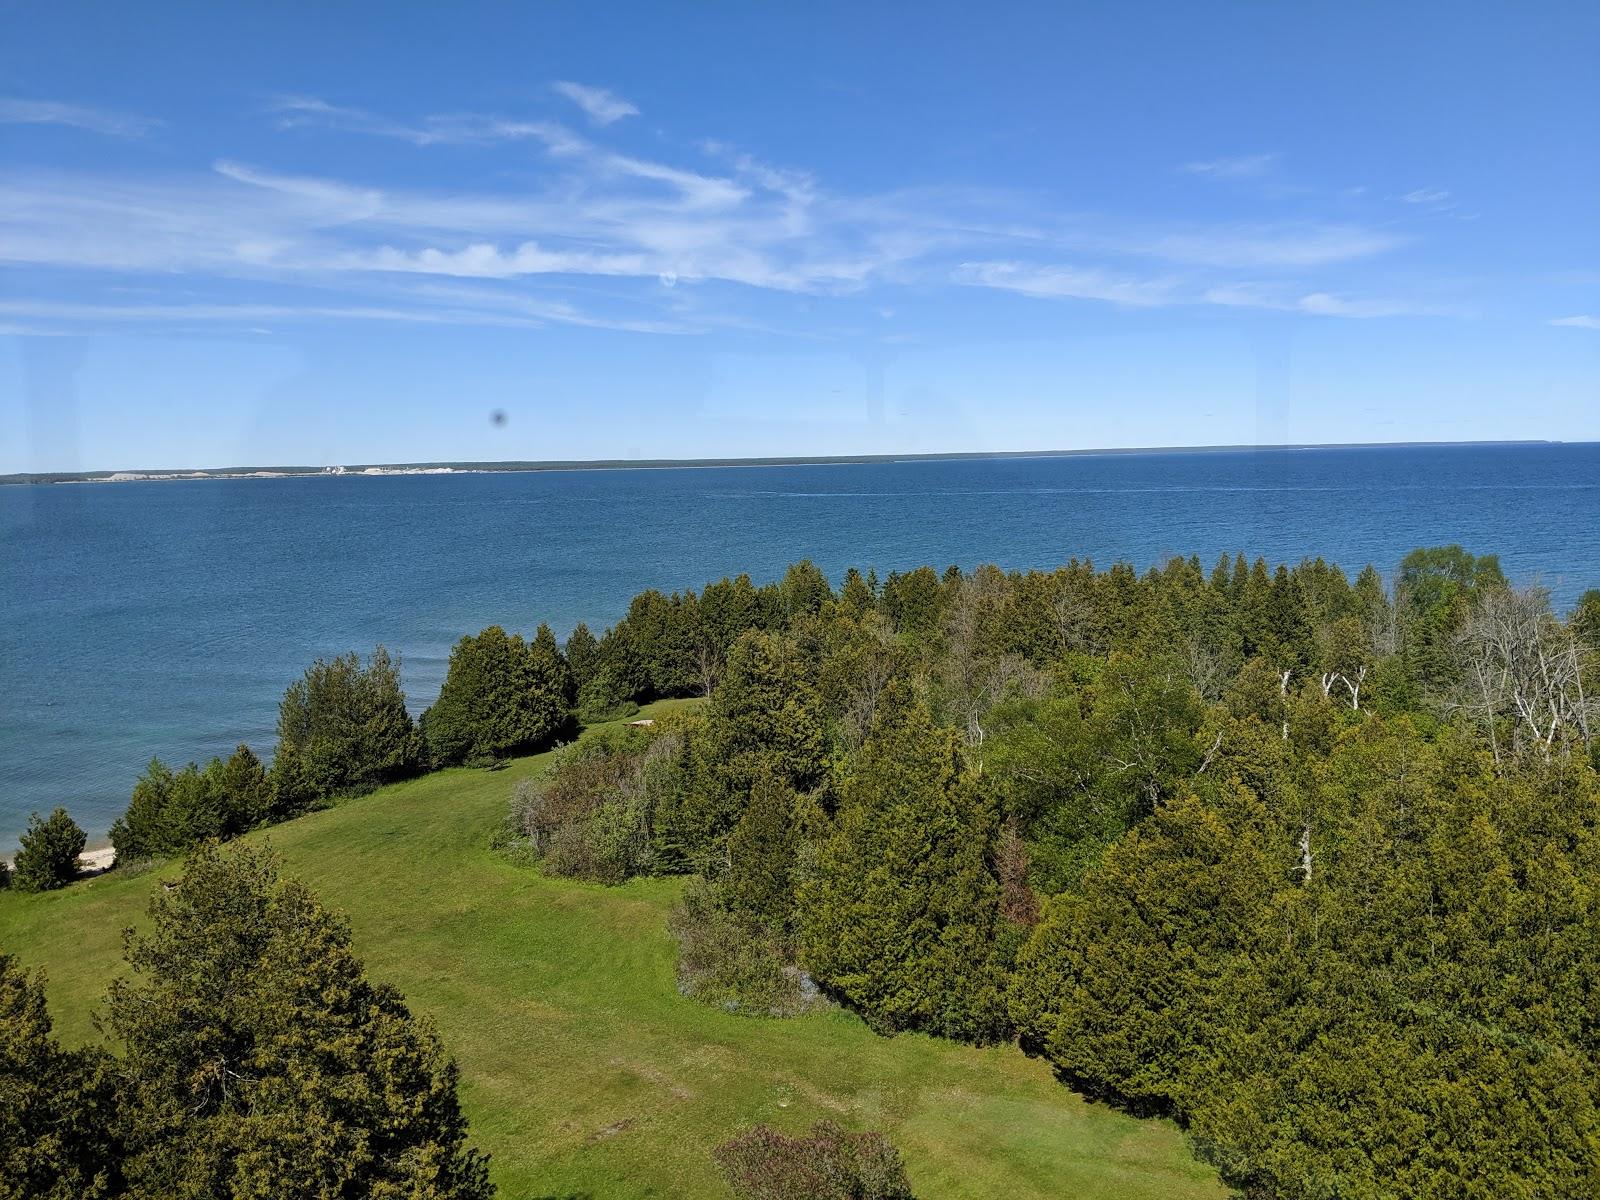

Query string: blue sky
1 1 1596 471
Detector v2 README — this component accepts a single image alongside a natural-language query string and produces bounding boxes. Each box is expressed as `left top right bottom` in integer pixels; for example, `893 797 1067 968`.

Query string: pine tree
797 685 1007 1041
564 622 601 694
658 630 825 870
0 955 120 1199
527 623 574 741
531 622 576 711
721 772 800 930
1010 785 1284 1112
215 744 270 834
838 567 876 620
159 762 226 851
265 749 315 823
108 843 492 1199
111 760 174 861
423 626 565 765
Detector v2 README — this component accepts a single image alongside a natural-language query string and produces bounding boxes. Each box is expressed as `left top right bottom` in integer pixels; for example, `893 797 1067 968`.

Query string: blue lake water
3 443 1598 849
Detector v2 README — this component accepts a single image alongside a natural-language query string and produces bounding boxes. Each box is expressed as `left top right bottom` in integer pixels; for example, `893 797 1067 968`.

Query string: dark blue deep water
4 443 1598 848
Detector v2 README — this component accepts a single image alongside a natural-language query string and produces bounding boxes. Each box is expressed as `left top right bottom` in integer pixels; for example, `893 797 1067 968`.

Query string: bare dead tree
1455 583 1596 763
1178 634 1234 703
840 620 899 752
694 640 725 699
1315 616 1372 712
994 817 1040 926
1050 582 1102 657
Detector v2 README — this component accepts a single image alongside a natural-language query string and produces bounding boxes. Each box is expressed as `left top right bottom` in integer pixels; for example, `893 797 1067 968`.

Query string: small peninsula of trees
109 649 424 863
0 843 492 1199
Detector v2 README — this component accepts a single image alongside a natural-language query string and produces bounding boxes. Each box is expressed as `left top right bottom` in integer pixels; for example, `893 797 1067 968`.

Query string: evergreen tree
797 685 1007 1041
111 760 174 861
595 622 650 704
108 843 492 1199
721 772 800 931
1010 786 1283 1111
275 647 421 797
563 622 601 694
159 762 227 851
528 624 572 729
657 630 825 870
838 567 876 619
265 750 315 823
12 808 85 892
777 559 833 620
422 626 565 765
215 744 270 834
880 567 943 642
0 955 120 1199
531 622 576 710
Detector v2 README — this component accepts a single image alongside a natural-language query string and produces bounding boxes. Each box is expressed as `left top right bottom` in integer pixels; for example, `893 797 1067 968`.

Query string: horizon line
0 438 1582 484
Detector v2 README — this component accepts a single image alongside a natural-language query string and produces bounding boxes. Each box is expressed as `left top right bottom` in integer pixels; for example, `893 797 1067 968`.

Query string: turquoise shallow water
3 443 1598 848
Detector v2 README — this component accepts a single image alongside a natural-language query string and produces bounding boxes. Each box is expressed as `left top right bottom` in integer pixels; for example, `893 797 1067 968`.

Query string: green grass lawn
0 700 1223 1199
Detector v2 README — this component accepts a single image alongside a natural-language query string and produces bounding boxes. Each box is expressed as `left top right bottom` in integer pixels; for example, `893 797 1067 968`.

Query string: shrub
12 808 86 892
668 879 817 1017
576 669 639 724
513 727 683 884
714 1120 914 1200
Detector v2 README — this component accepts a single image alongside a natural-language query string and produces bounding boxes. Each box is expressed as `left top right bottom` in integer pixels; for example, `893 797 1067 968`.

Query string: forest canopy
503 550 1600 1198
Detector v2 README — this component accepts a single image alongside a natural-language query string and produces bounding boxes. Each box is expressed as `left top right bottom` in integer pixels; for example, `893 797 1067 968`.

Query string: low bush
667 879 818 1017
512 726 684 884
714 1120 914 1200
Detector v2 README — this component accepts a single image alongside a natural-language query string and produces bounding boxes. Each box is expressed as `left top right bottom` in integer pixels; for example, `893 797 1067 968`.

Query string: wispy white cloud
1402 188 1451 205
1293 292 1438 319
1551 315 1600 331
954 262 1181 307
0 99 1447 336
0 98 159 138
0 296 686 335
550 82 638 125
957 269 1441 320
1180 153 1278 179
270 95 563 148
1204 283 1447 319
271 97 746 210
1136 225 1404 269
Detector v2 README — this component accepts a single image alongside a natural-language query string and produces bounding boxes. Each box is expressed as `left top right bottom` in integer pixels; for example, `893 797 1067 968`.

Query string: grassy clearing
0 700 1222 1199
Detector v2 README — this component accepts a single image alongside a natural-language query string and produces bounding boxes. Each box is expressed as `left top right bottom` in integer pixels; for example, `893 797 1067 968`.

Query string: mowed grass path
0 702 1223 1200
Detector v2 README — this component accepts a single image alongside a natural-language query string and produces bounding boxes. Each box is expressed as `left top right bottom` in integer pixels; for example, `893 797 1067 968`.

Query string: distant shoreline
0 439 1575 487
